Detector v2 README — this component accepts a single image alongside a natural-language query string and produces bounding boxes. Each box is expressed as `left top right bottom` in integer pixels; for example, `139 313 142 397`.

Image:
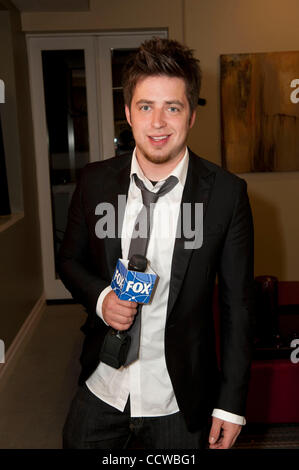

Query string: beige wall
0 8 43 349
185 0 299 281
20 0 299 281
21 0 184 41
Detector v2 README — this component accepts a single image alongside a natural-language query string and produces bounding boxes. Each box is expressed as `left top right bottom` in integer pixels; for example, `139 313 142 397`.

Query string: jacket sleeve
215 178 255 416
57 167 110 325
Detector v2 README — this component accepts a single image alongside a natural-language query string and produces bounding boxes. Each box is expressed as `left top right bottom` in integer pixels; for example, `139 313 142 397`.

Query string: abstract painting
220 51 299 172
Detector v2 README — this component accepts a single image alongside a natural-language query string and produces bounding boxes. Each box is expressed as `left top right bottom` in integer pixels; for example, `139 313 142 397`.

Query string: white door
27 31 167 300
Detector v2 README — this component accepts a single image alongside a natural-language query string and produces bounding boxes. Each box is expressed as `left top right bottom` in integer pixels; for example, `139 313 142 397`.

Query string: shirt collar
130 147 189 191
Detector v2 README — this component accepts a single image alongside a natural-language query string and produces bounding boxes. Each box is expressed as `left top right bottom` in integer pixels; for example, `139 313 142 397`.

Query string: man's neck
135 149 186 181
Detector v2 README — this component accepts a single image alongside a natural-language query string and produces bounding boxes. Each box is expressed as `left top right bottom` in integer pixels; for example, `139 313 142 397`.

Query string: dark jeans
62 384 209 449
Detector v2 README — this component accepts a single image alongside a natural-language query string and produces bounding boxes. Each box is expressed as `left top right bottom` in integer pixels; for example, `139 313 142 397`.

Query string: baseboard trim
0 293 46 384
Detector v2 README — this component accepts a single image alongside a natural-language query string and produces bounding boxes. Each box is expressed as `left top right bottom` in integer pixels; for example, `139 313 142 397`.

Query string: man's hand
102 290 138 330
208 417 242 449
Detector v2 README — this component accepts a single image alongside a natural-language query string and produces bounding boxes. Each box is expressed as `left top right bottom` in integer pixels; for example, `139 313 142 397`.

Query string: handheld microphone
114 253 147 340
128 253 147 272
99 254 148 369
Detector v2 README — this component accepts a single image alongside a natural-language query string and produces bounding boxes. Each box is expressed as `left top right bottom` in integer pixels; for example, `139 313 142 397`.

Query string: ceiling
10 0 90 12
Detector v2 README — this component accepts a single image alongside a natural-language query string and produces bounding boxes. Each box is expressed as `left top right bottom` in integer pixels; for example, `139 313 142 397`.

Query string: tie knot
141 190 159 207
133 173 178 207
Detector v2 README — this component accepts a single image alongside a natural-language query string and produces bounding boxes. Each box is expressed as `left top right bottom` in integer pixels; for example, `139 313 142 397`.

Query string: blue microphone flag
111 259 157 304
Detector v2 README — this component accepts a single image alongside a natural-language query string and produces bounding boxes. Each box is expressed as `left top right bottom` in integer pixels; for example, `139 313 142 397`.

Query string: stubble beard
136 140 187 166
142 150 173 165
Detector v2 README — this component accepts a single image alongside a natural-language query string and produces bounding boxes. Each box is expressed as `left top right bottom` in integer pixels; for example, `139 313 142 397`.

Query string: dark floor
0 303 298 449
234 423 299 449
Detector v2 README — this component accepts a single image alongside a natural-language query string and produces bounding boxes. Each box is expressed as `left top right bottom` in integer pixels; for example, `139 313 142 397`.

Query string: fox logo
113 269 125 290
125 281 151 295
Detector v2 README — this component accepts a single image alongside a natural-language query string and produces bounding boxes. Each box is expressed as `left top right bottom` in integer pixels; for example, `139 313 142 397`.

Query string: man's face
125 75 196 167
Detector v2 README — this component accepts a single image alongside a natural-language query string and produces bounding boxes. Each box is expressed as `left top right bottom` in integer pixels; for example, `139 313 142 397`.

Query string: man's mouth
148 135 170 145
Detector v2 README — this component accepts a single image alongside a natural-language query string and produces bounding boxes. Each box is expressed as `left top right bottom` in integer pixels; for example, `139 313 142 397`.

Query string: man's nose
151 108 166 128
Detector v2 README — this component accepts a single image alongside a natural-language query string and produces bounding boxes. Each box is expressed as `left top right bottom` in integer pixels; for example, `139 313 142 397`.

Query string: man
59 38 254 450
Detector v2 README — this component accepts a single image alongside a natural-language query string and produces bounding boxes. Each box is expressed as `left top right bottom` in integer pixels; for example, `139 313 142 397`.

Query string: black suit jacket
58 149 254 432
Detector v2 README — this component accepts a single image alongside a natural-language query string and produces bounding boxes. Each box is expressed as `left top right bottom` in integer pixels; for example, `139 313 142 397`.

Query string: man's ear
189 110 196 129
125 104 132 126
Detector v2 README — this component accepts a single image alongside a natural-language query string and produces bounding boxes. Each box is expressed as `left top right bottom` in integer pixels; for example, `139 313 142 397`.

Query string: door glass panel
111 49 136 156
42 50 89 274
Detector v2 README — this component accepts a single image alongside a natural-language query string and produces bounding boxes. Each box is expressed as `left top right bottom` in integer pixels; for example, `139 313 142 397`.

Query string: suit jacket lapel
166 151 216 320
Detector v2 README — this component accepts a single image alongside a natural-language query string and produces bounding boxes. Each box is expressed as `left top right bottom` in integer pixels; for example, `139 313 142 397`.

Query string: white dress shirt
86 148 246 425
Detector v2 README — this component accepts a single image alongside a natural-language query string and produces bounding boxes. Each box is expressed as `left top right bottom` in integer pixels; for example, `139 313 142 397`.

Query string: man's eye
169 107 179 113
140 105 150 111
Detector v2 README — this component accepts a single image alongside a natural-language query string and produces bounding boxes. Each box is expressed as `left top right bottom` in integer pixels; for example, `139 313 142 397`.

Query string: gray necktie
124 173 178 366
